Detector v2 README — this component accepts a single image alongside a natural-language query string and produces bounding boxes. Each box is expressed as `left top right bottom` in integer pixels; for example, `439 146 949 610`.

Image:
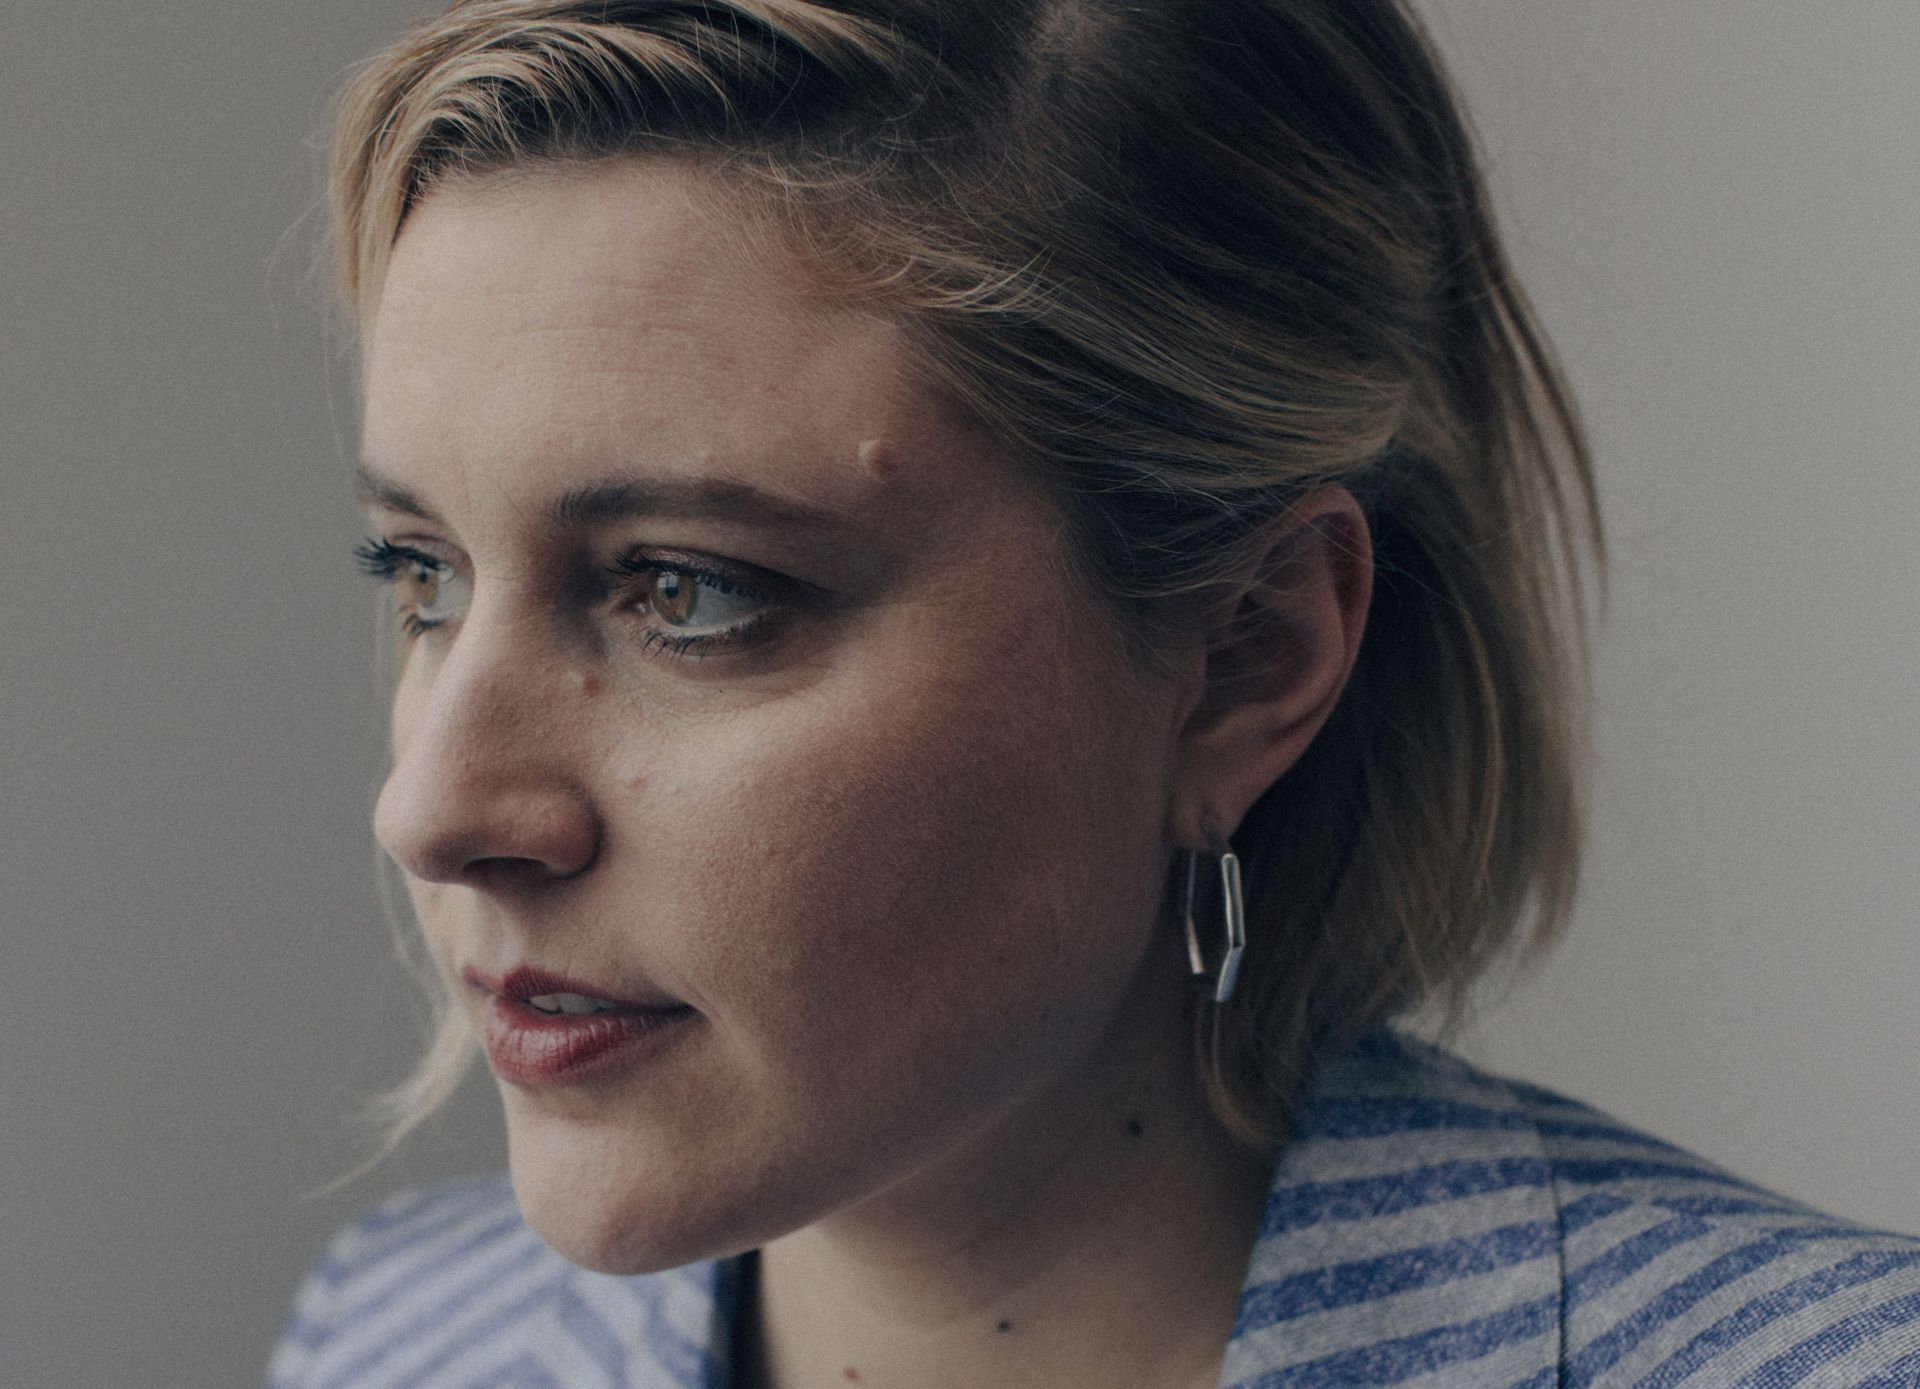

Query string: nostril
465 856 563 891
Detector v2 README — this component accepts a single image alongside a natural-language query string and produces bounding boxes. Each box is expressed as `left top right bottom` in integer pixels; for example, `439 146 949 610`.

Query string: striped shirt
268 1026 1920 1387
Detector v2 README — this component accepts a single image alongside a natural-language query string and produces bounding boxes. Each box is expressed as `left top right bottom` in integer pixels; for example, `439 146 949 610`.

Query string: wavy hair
327 0 1605 1162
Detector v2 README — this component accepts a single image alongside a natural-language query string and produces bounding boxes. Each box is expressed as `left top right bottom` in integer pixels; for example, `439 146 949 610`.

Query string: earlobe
1167 485 1373 848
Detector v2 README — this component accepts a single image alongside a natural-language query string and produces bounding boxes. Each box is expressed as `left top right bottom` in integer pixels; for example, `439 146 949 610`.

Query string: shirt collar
1220 1027 1562 1386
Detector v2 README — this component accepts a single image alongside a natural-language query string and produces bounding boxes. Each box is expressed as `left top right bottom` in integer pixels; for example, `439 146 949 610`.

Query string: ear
1166 484 1373 848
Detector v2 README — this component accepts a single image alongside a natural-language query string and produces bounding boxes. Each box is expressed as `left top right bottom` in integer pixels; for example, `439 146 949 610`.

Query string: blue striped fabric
268 1027 1920 1387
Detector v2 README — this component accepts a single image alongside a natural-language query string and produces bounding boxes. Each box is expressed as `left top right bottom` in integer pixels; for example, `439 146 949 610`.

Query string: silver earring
1180 816 1246 1004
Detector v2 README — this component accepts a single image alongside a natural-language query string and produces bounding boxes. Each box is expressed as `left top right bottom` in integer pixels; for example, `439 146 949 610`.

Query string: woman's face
362 160 1194 1273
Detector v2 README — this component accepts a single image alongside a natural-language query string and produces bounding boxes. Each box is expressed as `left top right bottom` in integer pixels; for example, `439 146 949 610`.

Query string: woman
271 1 1920 1385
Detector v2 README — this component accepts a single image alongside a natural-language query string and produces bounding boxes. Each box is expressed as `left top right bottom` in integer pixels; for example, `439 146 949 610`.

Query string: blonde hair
329 0 1605 1160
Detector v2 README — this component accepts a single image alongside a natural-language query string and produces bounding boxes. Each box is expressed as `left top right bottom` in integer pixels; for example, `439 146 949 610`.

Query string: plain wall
2 3 1913 1385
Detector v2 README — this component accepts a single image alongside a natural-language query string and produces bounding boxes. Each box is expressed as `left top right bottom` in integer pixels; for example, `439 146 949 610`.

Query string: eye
351 538 469 636
612 554 775 659
644 567 758 631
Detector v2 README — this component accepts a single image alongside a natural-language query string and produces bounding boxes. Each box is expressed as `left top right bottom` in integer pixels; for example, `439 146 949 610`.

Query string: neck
734 958 1273 1389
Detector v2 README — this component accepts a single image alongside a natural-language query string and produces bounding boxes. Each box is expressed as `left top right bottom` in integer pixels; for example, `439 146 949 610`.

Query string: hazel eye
400 556 460 622
351 537 470 636
605 553 781 660
643 566 763 633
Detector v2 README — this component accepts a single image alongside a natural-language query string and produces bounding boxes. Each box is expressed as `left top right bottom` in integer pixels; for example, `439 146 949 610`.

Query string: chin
513 1184 699 1276
500 1098 803 1276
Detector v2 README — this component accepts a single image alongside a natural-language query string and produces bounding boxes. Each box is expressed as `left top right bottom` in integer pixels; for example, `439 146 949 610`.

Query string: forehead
358 158 992 528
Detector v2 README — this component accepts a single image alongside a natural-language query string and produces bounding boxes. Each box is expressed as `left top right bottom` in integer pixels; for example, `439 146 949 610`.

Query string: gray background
3 3 1914 1386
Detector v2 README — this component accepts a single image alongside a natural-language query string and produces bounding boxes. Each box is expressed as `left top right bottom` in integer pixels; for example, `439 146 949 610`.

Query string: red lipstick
466 966 694 1087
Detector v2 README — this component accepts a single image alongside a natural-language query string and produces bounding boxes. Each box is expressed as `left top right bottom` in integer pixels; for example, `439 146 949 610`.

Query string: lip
465 965 695 1087
466 964 685 1011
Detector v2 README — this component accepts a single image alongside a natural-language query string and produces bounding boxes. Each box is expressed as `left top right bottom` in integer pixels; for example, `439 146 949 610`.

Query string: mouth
466 964 687 1012
463 965 696 1087
521 991 625 1017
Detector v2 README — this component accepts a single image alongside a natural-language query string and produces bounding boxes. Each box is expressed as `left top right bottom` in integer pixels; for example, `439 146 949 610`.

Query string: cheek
635 603 1165 1113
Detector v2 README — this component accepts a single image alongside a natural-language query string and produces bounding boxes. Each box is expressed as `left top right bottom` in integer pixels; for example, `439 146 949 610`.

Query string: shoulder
266 1172 732 1389
1226 1027 1920 1387
1500 1052 1920 1387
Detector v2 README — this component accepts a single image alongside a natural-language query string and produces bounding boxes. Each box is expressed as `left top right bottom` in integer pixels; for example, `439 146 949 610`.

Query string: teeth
525 992 618 1016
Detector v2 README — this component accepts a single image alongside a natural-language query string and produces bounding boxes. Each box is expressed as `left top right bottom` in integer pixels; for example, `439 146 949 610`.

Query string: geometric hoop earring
1180 813 1247 1004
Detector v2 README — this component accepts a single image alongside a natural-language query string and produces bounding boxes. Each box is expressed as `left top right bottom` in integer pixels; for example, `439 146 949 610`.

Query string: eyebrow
353 461 862 536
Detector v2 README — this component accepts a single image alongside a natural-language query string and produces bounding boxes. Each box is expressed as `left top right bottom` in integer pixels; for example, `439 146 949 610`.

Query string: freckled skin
363 161 1191 1276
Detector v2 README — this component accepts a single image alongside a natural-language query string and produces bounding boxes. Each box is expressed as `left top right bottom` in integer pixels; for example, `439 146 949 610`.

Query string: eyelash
350 537 776 660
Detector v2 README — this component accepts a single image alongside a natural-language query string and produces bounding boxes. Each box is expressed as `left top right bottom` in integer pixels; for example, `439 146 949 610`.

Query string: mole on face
572 670 603 698
997 1319 1014 1334
857 437 901 483
1126 1118 1144 1140
842 1368 861 1382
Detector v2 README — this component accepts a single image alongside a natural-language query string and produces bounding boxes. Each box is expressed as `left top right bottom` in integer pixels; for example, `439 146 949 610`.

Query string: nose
372 618 601 889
